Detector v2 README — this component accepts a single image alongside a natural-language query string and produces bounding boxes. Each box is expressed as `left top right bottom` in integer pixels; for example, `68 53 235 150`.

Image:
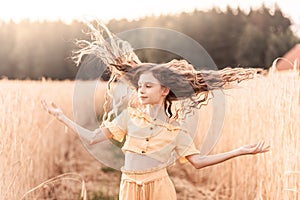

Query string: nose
138 85 145 94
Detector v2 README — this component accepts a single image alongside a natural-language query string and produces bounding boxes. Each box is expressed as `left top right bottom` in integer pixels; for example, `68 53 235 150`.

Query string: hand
239 141 270 155
41 99 64 120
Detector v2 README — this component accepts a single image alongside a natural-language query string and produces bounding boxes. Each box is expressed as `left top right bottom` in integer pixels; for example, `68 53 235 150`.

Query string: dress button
146 138 149 141
141 151 146 153
150 127 153 130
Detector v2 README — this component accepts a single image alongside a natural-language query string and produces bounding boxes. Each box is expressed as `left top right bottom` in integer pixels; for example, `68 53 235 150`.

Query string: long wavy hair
111 60 261 120
72 21 263 121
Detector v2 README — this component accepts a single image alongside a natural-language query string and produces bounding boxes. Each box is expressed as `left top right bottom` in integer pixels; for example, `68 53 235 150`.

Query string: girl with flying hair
41 22 270 200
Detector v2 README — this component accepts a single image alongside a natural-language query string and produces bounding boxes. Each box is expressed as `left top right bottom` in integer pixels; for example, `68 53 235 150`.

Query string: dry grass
171 71 300 200
1 72 299 199
0 80 78 199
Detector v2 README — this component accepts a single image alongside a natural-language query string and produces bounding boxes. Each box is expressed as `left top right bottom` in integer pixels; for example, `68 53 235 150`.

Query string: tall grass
174 71 300 199
1 72 299 199
0 80 76 199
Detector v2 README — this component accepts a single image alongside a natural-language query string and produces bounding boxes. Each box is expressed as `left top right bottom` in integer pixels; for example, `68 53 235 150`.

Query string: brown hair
72 21 263 121
109 60 262 119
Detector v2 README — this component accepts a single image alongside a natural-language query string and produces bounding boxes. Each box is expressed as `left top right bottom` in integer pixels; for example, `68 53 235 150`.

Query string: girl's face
137 72 169 105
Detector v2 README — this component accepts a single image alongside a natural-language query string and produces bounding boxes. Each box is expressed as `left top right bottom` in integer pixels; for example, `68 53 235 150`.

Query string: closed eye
138 83 154 88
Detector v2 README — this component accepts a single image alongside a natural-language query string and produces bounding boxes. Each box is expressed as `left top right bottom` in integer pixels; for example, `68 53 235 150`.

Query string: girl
41 23 270 200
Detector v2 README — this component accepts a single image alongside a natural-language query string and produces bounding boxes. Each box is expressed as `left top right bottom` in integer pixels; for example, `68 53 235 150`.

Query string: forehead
138 72 160 84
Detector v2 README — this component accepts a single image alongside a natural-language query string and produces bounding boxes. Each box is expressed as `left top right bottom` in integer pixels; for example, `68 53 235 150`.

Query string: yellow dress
103 107 200 200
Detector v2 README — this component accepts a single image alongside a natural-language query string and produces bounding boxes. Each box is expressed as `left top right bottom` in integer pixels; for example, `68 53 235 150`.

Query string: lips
139 96 148 100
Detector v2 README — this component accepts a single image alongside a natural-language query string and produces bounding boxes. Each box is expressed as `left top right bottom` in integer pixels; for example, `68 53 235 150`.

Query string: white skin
41 71 270 169
137 72 169 121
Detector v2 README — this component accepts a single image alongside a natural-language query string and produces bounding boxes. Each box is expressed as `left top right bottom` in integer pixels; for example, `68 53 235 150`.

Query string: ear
162 87 170 97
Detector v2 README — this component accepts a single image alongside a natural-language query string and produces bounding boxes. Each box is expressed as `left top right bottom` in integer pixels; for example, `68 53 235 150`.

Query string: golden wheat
0 80 78 199
1 72 299 199
175 71 300 200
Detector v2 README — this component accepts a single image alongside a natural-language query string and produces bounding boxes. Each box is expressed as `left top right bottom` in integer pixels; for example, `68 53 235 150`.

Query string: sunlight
0 0 299 36
0 0 217 23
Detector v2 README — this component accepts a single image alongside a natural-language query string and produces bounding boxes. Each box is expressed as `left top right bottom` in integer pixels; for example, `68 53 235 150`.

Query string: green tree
265 29 298 67
235 24 266 67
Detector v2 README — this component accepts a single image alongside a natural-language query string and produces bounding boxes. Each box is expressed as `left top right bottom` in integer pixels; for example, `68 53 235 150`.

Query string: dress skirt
119 167 177 200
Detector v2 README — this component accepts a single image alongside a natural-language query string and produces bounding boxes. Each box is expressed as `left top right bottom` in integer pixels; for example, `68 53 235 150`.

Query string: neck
145 104 167 121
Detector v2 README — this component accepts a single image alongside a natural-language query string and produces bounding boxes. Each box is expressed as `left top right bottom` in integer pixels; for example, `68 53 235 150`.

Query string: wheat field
0 71 299 200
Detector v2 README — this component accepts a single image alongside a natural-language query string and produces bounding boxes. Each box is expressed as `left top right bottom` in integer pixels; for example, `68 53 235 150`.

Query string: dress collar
128 107 187 133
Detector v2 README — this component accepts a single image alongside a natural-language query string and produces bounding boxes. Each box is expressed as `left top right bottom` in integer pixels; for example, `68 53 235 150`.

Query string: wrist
56 113 65 122
237 147 250 156
233 148 244 157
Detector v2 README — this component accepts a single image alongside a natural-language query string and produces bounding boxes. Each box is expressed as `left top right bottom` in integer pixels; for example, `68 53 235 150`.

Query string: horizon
0 1 298 21
0 0 299 37
1 0 300 37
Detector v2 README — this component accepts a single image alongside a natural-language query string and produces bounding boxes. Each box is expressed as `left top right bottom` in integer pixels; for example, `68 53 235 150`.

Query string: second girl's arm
186 141 270 169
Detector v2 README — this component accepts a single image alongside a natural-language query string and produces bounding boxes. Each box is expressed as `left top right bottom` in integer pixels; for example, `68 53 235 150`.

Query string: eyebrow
137 81 159 85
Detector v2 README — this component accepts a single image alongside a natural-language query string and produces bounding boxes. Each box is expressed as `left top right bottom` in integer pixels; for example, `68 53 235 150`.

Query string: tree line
0 5 299 80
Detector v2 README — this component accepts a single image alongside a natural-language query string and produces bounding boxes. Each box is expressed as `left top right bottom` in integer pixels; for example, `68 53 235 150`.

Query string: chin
140 101 155 106
139 99 159 105
139 100 148 105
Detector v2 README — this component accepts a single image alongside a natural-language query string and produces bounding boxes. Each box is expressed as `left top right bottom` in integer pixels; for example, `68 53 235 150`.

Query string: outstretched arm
186 141 270 169
41 99 112 144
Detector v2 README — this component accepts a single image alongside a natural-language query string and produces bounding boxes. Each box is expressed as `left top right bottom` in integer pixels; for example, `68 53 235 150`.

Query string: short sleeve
175 130 200 163
102 109 128 142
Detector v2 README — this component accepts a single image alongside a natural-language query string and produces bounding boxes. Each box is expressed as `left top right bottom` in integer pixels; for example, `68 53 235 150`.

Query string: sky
0 0 300 35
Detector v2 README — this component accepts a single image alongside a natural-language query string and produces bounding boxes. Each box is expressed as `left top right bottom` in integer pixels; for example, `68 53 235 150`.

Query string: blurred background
0 0 300 80
1 1 300 199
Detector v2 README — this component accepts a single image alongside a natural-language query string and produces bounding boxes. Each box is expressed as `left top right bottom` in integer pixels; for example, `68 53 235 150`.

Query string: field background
1 71 299 200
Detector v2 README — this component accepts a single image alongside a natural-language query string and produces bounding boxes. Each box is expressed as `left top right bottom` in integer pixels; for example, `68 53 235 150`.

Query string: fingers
257 141 265 150
42 100 52 114
51 101 58 108
254 141 270 153
40 99 45 107
41 99 56 109
40 99 48 111
261 144 271 153
40 99 58 115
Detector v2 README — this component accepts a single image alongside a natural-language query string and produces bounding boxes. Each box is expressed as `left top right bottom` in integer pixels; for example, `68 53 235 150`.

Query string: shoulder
168 119 189 133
